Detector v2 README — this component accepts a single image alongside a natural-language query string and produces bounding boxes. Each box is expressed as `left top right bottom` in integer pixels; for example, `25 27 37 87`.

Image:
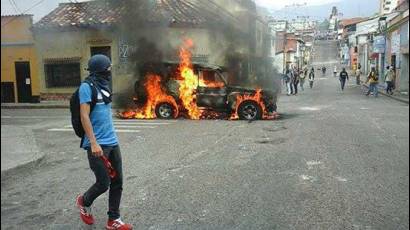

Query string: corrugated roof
33 0 234 30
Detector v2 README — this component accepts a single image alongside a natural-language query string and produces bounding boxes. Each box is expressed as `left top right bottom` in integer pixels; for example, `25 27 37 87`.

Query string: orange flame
178 38 202 119
120 74 177 119
229 89 278 120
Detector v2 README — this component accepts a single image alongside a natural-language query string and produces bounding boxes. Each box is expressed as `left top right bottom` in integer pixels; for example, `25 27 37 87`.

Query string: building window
45 62 81 88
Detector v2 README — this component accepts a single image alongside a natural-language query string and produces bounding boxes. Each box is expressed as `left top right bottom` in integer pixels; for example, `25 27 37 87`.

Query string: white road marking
113 119 177 123
299 174 314 181
306 160 322 167
63 125 157 129
1 116 69 119
335 176 348 182
113 122 172 125
48 128 141 133
299 106 320 111
114 130 142 133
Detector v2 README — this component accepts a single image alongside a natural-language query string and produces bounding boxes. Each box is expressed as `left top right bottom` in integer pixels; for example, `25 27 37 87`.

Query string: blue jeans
367 83 378 97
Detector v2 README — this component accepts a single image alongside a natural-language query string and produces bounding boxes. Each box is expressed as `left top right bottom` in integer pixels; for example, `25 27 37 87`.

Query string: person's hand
91 143 103 157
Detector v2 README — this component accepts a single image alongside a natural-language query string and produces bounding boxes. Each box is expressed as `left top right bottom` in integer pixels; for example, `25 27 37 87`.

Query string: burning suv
125 61 278 121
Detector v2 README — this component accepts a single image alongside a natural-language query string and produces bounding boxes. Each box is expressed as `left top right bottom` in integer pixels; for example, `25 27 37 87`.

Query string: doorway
15 62 32 103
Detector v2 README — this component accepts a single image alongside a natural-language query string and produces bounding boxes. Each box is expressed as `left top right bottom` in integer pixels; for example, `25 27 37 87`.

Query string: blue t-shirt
79 83 118 149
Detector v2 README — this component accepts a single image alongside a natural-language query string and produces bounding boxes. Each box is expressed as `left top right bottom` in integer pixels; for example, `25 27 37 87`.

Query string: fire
230 89 278 120
120 74 177 119
119 38 279 121
177 38 202 119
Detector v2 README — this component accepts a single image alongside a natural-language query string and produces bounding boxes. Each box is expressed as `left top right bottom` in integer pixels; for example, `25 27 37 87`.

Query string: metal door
15 62 32 103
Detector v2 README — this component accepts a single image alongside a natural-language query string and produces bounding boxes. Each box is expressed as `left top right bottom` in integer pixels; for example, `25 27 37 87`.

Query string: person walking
292 67 299 95
355 66 361 85
333 65 337 77
384 66 395 95
339 67 349 91
284 69 293 96
322 66 327 76
75 55 133 230
300 67 307 91
365 67 379 97
308 67 315 89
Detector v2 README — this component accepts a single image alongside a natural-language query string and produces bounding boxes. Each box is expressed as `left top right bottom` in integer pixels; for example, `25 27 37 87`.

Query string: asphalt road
1 40 409 230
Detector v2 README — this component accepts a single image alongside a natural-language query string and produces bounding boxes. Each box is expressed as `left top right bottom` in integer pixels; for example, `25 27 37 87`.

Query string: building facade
380 0 399 15
1 15 40 103
32 0 272 103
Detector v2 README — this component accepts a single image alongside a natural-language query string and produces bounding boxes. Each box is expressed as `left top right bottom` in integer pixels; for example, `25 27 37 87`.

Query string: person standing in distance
308 67 315 89
75 55 133 230
339 67 349 91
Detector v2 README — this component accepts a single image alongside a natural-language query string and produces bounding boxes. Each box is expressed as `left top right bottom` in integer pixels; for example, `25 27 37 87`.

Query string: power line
1 0 46 28
8 0 20 14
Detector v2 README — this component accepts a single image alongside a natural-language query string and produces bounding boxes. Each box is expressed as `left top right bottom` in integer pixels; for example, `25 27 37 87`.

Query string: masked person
76 55 133 230
339 67 349 91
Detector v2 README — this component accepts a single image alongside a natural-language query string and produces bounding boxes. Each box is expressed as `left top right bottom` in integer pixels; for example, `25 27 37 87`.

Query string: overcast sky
255 0 339 9
1 0 370 22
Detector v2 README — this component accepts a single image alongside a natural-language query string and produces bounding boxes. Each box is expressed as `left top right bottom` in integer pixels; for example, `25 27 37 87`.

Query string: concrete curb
361 84 409 104
1 104 69 109
1 152 46 176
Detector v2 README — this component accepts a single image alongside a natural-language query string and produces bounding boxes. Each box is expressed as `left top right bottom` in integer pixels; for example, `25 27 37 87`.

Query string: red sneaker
106 218 133 230
75 195 94 225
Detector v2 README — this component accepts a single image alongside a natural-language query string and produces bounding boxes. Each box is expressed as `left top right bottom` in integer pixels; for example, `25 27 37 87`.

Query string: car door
196 69 227 109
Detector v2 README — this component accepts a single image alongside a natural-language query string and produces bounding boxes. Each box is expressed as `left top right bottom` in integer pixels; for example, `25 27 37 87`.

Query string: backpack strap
79 80 98 148
83 79 98 112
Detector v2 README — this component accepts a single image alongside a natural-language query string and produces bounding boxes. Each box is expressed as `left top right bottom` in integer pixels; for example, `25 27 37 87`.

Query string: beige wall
1 15 40 102
34 29 121 96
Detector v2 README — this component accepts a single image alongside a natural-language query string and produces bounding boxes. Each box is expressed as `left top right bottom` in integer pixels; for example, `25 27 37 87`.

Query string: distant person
384 66 395 95
339 67 349 91
300 67 307 91
366 67 379 97
292 67 300 95
333 66 337 77
308 67 315 89
285 69 293 96
355 66 362 85
322 66 326 76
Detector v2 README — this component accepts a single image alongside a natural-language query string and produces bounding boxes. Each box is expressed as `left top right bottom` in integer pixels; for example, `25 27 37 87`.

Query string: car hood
227 85 276 96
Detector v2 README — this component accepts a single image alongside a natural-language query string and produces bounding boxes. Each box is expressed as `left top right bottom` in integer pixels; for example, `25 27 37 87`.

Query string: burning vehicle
120 39 279 121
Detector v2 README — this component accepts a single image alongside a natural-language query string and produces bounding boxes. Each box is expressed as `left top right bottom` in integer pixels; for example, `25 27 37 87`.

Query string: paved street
1 41 409 230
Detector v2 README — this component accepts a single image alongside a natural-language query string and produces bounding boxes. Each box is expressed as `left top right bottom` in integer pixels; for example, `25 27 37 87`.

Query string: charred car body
133 62 278 120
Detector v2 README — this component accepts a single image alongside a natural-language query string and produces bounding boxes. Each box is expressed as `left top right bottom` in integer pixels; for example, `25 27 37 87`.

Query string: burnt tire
155 102 177 119
238 100 262 120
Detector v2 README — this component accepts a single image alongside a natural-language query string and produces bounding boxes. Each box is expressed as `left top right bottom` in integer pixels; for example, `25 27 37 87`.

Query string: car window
199 70 225 88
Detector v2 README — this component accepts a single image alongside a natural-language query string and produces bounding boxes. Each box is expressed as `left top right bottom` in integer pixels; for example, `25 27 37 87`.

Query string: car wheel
238 100 262 120
155 102 177 119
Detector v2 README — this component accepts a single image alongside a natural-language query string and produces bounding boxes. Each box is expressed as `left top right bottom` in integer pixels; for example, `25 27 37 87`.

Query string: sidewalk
361 81 409 104
347 69 409 104
1 101 69 109
1 126 45 174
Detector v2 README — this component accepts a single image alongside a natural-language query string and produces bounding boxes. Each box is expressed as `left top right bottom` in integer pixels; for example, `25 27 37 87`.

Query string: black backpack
70 79 98 139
